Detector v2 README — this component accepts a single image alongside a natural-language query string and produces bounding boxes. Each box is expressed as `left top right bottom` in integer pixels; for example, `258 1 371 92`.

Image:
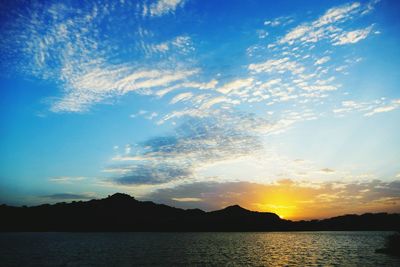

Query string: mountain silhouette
1 193 399 231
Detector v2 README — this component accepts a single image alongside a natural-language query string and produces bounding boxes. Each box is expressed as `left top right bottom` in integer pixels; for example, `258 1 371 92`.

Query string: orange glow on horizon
212 180 400 220
255 191 298 219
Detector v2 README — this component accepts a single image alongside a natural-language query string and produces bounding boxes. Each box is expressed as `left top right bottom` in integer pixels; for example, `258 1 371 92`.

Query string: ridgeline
1 193 399 232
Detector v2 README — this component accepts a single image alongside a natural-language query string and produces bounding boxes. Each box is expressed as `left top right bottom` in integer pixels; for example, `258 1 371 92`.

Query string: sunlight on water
1 232 399 266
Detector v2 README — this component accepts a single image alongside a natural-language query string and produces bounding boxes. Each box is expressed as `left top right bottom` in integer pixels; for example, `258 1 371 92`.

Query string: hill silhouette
1 193 399 231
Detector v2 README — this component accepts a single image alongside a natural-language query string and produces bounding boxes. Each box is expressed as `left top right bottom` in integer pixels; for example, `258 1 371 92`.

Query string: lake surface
0 232 399 266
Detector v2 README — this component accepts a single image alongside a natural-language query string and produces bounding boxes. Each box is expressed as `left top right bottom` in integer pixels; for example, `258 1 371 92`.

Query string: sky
0 0 399 220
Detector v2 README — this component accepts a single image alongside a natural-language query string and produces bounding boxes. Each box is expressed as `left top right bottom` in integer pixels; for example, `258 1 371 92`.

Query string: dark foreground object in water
376 232 400 257
1 193 399 231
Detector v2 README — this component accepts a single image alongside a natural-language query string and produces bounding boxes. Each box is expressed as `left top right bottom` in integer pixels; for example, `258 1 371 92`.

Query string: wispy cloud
170 92 194 104
333 25 374 45
51 67 198 112
144 0 187 17
156 79 218 97
42 192 96 200
314 56 330 65
364 99 400 116
139 35 194 56
49 176 87 184
264 16 294 27
249 57 304 74
172 197 203 202
279 1 377 46
312 2 361 27
321 168 335 173
332 98 400 117
217 78 254 94
108 111 272 185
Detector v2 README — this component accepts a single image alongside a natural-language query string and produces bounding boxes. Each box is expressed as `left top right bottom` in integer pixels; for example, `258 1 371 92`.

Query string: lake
0 232 399 266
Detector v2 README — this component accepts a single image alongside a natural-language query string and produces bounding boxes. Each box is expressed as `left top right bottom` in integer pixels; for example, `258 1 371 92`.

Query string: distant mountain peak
220 204 250 213
107 193 135 201
224 204 246 210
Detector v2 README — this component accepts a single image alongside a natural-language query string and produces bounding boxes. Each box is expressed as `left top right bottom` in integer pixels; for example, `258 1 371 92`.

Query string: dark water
0 232 399 266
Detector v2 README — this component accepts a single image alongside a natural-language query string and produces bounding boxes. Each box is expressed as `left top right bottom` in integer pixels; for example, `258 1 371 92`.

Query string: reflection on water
1 232 399 266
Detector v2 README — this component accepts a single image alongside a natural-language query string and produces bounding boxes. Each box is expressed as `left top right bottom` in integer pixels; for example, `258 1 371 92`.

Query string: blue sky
0 0 399 219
